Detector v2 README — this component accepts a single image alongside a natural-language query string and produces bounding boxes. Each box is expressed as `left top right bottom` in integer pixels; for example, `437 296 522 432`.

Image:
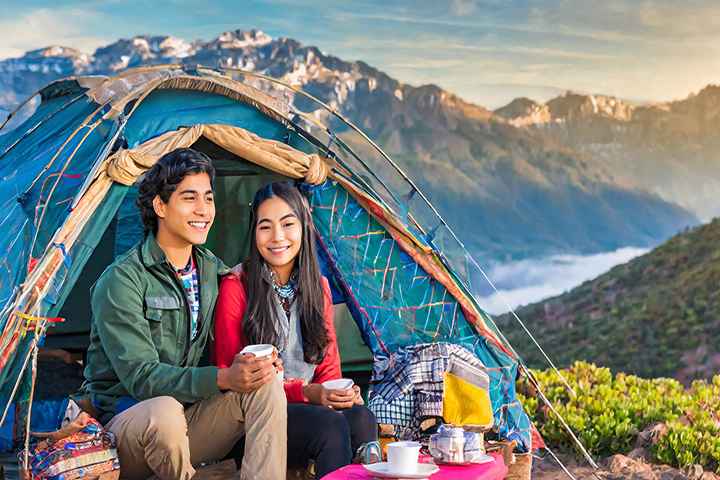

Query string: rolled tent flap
105 124 330 186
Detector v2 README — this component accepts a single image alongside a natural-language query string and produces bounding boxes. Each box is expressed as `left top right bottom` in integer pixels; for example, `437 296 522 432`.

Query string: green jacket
75 233 229 425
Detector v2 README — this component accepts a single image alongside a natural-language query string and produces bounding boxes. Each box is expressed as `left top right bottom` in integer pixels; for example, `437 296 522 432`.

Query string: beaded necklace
270 267 298 318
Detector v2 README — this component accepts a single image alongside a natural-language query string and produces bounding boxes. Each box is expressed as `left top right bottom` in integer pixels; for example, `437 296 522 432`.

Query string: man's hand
217 350 278 393
302 383 356 409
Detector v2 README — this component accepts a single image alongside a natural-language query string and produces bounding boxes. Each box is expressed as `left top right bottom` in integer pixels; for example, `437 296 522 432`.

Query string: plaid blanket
368 343 487 438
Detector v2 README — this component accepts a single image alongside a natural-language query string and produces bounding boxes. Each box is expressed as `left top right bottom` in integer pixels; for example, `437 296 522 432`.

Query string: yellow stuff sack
442 372 493 428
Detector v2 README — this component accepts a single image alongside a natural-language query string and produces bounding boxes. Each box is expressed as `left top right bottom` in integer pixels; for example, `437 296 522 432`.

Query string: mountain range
494 89 720 221
0 29 701 261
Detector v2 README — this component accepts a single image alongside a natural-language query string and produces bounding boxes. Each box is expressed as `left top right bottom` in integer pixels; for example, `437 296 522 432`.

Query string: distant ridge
496 218 720 383
495 86 720 221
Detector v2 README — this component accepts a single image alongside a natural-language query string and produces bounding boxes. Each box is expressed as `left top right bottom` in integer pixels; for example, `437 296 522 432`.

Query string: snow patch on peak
157 37 193 58
32 46 85 58
282 62 308 86
213 29 273 49
132 38 150 51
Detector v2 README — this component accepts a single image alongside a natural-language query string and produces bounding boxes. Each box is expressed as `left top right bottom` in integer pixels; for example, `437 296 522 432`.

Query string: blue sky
1 0 719 108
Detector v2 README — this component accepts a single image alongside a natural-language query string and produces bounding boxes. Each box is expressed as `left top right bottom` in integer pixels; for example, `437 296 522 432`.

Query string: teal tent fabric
310 181 531 449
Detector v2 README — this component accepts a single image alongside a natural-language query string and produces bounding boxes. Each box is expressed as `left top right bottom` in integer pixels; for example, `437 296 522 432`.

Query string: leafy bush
519 361 720 472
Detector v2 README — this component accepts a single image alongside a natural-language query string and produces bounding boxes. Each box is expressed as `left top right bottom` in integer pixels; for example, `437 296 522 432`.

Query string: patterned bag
19 412 120 480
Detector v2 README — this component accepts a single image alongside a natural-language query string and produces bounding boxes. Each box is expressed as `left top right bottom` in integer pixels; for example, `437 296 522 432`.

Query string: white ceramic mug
386 441 421 474
240 344 274 358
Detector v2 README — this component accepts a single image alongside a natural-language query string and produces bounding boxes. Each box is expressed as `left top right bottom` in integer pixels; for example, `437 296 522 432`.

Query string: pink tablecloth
320 453 508 480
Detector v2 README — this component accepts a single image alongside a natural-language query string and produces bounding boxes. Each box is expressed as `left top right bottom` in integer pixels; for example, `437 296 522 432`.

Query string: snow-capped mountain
0 29 699 261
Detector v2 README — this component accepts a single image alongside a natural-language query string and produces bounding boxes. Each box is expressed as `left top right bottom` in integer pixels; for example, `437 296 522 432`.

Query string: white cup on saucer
240 344 274 358
386 441 421 475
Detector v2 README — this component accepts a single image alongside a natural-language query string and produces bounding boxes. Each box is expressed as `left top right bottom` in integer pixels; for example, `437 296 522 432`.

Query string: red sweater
212 272 342 403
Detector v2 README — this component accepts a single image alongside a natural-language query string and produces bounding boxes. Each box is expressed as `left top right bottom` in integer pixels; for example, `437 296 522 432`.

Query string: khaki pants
106 377 286 480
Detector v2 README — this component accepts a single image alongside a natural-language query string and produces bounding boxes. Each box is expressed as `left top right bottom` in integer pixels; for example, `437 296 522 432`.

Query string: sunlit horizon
1 1 719 109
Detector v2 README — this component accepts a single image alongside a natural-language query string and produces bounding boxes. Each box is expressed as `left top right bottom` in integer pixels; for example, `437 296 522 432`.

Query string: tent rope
531 373 600 471
544 446 577 480
470 265 576 395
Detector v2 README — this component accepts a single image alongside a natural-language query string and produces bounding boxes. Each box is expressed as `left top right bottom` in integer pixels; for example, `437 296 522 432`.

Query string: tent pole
22 342 38 471
0 337 35 433
70 114 126 210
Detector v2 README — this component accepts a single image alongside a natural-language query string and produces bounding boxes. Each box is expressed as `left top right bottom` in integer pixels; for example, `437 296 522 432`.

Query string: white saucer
432 452 494 466
363 463 439 479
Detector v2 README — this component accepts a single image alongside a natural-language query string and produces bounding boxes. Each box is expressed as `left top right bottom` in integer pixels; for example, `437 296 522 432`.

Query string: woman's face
255 196 303 280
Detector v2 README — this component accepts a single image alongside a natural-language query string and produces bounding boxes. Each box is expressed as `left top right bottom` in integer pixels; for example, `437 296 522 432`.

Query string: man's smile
189 221 209 230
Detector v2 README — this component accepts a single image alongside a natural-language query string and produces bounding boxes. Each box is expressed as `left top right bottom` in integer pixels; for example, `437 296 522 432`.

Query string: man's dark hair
135 147 215 238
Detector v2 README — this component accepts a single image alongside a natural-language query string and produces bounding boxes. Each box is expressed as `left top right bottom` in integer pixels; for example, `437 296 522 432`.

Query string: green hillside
496 218 720 382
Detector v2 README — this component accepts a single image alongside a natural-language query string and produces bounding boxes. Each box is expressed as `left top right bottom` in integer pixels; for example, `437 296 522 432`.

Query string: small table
319 453 508 480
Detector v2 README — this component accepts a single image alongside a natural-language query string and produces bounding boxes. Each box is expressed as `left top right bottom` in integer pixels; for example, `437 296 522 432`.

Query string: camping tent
0 66 532 450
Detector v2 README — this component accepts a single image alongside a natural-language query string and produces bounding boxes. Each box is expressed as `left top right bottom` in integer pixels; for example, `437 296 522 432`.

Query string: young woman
213 182 378 478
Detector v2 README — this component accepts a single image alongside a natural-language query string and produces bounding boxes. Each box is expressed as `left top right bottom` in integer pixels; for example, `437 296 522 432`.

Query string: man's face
154 172 215 249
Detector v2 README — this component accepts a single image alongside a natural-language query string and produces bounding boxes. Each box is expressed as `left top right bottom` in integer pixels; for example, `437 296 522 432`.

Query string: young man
76 148 286 480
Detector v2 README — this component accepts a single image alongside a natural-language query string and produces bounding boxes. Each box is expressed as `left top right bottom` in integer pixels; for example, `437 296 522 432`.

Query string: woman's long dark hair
242 182 329 364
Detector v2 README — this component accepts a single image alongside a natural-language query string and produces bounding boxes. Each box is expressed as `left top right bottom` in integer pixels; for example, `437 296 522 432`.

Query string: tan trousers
106 377 287 480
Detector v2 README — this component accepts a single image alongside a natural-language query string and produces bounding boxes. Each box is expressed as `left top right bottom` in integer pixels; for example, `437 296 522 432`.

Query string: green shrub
520 361 720 472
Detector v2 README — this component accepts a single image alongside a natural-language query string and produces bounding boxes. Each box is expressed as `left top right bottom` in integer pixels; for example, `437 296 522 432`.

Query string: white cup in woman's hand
322 378 354 390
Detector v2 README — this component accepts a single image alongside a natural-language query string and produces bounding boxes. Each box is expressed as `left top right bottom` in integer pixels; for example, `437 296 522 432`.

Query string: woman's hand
270 347 284 375
302 383 355 409
352 385 364 405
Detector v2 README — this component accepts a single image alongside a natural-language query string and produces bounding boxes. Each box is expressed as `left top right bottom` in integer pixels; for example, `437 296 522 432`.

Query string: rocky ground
532 452 719 480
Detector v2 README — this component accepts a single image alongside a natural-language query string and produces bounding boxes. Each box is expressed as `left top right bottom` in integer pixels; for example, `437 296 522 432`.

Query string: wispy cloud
345 12 643 44
450 0 479 16
475 247 648 315
638 1 720 37
337 33 618 62
451 43 621 60
0 7 109 59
